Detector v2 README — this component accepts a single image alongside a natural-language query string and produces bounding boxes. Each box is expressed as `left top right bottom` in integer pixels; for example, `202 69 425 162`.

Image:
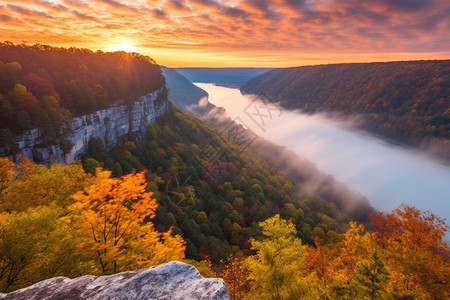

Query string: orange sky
1 0 449 67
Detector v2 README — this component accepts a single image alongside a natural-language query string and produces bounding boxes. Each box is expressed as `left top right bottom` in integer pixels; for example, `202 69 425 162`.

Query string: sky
0 0 449 67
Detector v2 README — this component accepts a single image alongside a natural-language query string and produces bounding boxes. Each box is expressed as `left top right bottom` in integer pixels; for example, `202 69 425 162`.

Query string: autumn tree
324 222 377 299
0 157 15 192
0 206 81 292
332 222 376 279
222 254 249 300
0 160 92 212
245 214 306 299
67 169 185 275
304 236 333 298
381 204 450 299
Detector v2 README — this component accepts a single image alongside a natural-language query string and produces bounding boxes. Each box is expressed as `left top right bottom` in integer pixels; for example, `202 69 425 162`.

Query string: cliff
12 88 168 164
0 261 230 300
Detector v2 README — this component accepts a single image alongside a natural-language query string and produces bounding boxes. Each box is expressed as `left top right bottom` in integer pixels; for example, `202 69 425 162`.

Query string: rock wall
13 88 168 164
0 261 230 300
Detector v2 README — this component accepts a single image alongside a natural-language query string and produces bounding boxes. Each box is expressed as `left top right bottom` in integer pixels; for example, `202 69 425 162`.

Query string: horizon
3 40 450 69
1 0 449 67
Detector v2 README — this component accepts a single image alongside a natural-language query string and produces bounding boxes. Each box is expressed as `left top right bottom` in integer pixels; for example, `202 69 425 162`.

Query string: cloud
0 14 12 22
153 8 166 19
167 0 191 12
0 0 447 66
380 0 431 12
98 0 137 11
71 9 98 21
6 4 55 18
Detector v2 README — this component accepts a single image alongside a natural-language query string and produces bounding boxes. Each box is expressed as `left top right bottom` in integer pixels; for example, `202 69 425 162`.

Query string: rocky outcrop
0 261 229 300
13 88 168 164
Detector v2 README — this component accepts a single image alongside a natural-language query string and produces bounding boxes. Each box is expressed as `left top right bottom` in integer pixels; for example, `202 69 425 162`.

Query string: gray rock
0 261 230 300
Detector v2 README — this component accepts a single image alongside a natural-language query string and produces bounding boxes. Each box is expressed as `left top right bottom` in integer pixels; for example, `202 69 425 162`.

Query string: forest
0 105 448 298
46 104 450 298
81 104 373 259
0 42 165 153
240 61 450 160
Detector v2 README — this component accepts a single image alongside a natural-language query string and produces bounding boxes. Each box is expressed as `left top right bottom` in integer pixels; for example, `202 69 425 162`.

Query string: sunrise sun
107 43 137 53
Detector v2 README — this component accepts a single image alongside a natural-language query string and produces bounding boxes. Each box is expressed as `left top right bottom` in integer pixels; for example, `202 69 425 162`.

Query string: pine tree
353 251 390 300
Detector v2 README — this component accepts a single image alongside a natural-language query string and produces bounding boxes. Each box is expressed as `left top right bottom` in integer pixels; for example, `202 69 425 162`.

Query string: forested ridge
0 42 165 153
241 60 450 159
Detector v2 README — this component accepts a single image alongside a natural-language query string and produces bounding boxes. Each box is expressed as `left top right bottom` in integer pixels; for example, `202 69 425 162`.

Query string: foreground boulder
0 261 229 300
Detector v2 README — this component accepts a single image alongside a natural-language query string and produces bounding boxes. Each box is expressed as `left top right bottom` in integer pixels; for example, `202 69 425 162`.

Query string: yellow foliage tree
245 214 306 299
0 157 15 192
67 169 186 275
332 222 376 281
0 206 81 292
0 158 92 212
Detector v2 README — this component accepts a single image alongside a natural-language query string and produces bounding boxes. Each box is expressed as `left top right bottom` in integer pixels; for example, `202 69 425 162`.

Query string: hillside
162 67 208 107
81 103 375 261
240 61 450 159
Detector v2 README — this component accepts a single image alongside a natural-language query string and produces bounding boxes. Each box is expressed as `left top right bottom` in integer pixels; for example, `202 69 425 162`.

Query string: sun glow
107 43 137 53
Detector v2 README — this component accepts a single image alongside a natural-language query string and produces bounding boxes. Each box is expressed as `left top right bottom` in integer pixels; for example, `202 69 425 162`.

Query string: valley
195 83 450 226
0 44 448 299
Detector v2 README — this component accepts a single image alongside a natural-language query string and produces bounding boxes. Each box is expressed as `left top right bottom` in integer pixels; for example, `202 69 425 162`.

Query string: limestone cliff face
14 88 168 164
0 261 230 300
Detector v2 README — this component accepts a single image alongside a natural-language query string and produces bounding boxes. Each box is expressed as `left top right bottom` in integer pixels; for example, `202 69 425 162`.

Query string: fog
195 83 450 222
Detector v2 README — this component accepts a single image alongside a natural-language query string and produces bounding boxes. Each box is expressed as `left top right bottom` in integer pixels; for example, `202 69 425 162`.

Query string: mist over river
195 83 450 222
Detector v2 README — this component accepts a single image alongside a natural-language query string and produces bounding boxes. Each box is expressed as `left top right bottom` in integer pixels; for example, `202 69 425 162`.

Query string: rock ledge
0 261 229 300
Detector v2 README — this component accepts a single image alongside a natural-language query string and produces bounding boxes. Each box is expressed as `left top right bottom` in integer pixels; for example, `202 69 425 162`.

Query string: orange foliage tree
66 169 186 275
374 204 450 299
222 254 249 300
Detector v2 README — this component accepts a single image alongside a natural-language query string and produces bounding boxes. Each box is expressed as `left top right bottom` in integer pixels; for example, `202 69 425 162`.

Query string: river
195 83 450 222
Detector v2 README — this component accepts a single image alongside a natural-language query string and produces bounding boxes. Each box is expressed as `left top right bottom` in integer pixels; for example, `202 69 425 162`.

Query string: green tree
353 252 390 300
82 158 100 174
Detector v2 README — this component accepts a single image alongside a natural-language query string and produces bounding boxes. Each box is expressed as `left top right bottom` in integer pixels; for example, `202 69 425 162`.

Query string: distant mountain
161 67 208 108
175 68 272 88
241 60 450 160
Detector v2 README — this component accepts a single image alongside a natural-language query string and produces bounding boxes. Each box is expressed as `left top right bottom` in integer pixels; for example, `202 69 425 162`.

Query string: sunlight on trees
0 160 92 212
66 169 185 275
